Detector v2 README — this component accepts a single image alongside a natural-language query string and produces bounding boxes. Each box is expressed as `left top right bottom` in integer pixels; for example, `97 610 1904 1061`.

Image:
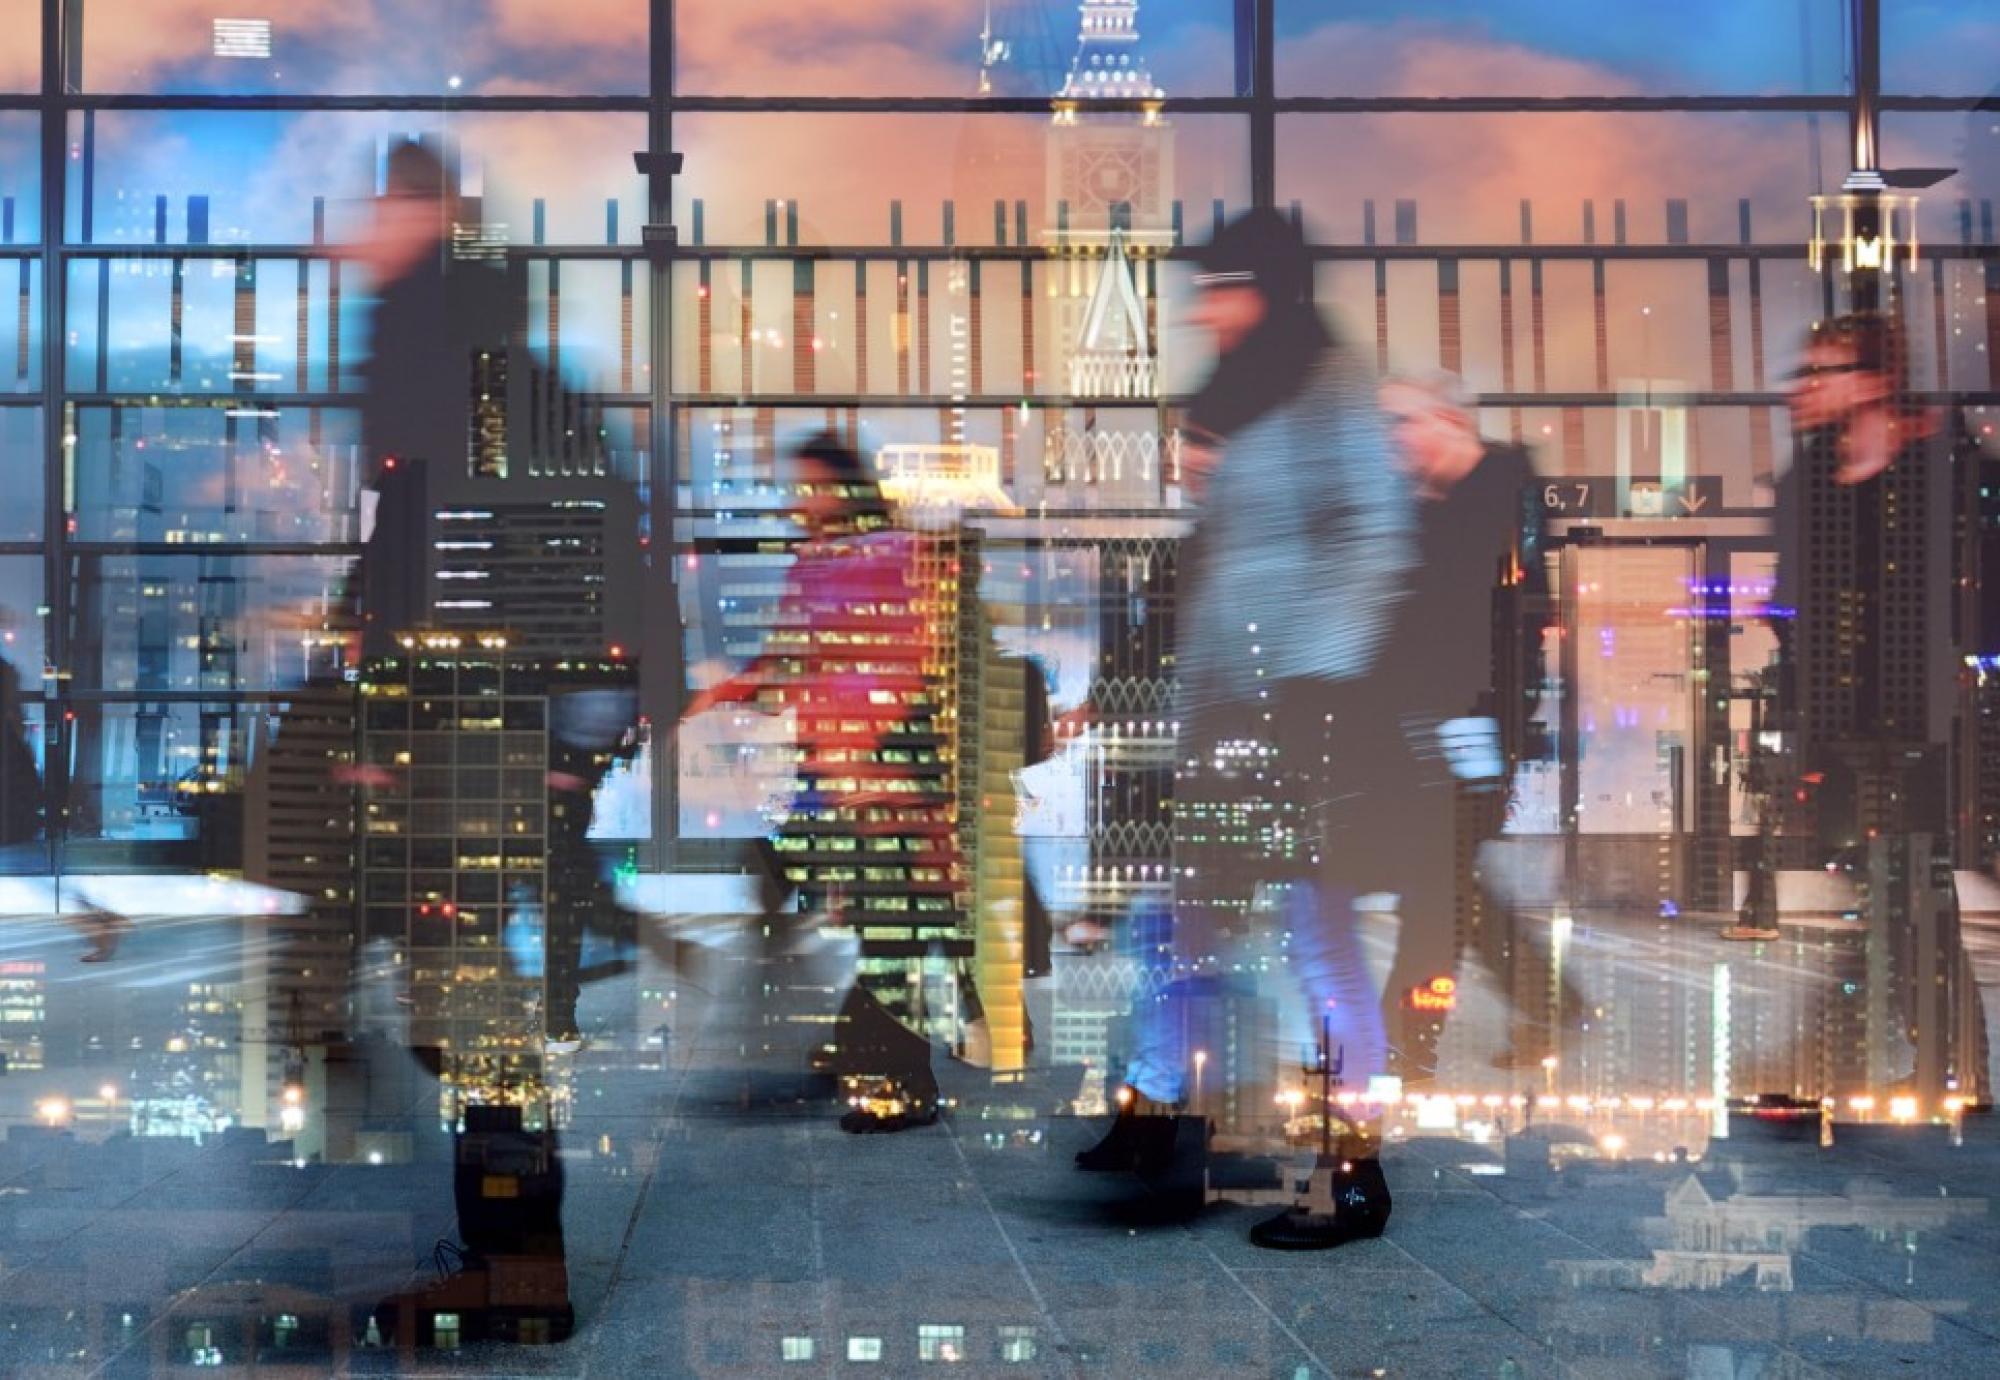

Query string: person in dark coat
1369 371 1569 1069
347 138 617 1346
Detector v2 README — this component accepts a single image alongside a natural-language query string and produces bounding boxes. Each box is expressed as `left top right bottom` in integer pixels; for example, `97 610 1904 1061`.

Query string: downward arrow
1679 492 1709 514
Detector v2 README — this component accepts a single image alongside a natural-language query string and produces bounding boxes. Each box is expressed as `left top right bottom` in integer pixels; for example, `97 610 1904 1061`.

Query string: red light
384 456 397 470
443 903 455 917
610 644 625 659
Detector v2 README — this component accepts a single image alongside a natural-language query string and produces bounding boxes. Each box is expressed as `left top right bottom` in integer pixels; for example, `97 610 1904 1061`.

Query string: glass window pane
67 111 645 248
1885 1 2000 95
667 254 1211 402
0 114 40 244
0 697 46 881
1277 0 1848 95
0 408 41 538
0 0 34 91
70 404 364 545
80 1 647 96
63 699 256 850
676 113 1245 248
62 250 644 456
1 260 42 396
1280 113 1844 247
676 0 1239 97
1883 113 2000 249
69 553 352 693
0 555 45 674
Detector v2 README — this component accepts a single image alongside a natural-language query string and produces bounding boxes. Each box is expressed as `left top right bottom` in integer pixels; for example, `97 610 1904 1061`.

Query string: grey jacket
1176 346 1415 715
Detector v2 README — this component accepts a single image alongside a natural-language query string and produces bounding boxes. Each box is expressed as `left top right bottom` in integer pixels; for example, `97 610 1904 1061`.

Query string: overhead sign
1533 476 1723 520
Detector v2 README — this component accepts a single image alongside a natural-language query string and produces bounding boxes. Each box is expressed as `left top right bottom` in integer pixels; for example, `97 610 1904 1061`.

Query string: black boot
1074 1093 1143 1170
370 1106 577 1347
1075 1093 1185 1172
1250 1155 1392 1250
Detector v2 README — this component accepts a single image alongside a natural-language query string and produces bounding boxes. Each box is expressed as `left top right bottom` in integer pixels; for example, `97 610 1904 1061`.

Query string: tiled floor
2 913 1997 1377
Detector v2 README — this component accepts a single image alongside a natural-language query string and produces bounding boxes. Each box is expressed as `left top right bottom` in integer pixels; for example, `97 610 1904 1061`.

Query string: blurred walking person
1370 372 1568 1071
1737 312 1989 1103
1079 209 1416 1247
684 434 953 1131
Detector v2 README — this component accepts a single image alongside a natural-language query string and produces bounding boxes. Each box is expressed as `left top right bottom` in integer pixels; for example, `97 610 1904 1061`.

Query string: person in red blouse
687 434 953 1131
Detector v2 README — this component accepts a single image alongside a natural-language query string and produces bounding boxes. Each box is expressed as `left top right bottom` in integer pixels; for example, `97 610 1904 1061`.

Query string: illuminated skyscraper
355 638 635 1116
0 958 46 1073
428 485 640 660
1954 448 2000 870
239 682 360 1131
1478 524 1736 1100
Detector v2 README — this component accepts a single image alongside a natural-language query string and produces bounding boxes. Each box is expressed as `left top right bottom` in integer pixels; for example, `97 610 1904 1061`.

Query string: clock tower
1045 0 1176 422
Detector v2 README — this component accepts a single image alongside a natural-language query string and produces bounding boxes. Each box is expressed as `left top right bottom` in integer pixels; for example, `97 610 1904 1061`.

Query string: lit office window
212 19 273 58
918 1324 966 1362
999 1326 1038 1363
782 1336 815 1362
847 1336 883 1363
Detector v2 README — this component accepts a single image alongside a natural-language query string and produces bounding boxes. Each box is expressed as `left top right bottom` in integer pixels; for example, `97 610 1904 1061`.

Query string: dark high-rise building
1783 424 1949 845
1861 833 1986 1101
356 639 635 1111
428 484 640 660
1954 448 2000 869
239 683 361 1129
1771 404 1983 1103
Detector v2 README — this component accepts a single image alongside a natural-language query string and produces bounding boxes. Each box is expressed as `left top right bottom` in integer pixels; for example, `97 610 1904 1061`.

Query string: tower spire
1059 0 1164 101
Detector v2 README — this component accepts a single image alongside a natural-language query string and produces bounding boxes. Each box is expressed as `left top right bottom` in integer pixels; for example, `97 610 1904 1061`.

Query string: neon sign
1408 976 1457 1012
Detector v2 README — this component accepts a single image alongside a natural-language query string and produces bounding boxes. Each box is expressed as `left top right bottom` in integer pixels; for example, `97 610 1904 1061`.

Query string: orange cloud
486 0 979 96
